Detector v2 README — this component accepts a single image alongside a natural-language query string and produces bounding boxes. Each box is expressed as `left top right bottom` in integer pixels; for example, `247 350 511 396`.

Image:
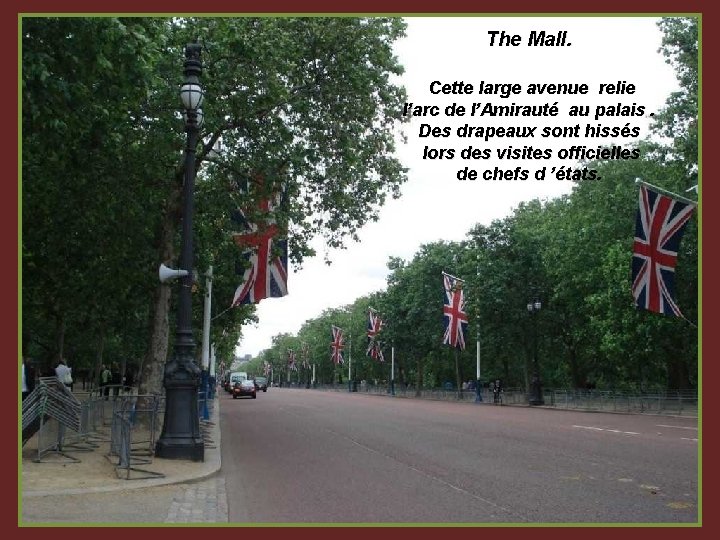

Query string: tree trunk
93 334 105 392
454 348 462 399
415 358 422 397
139 280 173 396
138 186 181 397
523 351 531 394
567 344 584 389
55 315 66 364
666 351 692 390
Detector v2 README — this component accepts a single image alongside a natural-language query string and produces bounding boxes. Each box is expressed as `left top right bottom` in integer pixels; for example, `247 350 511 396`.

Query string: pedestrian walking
123 366 135 392
22 357 36 401
100 364 112 399
111 363 122 397
55 358 73 391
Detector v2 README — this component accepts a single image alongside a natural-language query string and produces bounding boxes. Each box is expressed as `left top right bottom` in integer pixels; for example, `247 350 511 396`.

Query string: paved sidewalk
21 397 222 498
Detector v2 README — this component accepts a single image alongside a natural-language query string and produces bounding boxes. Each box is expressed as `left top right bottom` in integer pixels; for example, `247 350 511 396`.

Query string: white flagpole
201 266 213 370
441 270 466 283
391 345 395 396
348 331 352 392
635 178 698 205
200 266 213 419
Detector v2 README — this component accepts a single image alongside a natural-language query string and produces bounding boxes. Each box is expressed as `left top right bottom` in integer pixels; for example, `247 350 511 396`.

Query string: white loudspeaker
159 263 189 282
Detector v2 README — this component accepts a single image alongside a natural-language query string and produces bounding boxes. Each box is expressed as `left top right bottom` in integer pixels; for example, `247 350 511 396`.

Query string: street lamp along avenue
155 43 205 461
526 299 544 406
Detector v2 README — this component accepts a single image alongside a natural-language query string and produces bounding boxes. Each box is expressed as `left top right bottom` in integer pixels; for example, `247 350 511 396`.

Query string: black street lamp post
475 245 482 403
155 43 205 461
527 299 544 406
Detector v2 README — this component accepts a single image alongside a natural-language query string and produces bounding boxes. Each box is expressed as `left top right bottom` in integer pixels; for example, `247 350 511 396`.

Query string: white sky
235 16 680 358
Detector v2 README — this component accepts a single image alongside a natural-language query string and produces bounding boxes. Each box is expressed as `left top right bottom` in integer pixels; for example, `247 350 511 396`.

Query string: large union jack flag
231 175 289 307
300 342 310 369
367 308 384 361
442 272 468 350
287 349 298 371
330 325 345 365
367 340 385 362
632 184 696 316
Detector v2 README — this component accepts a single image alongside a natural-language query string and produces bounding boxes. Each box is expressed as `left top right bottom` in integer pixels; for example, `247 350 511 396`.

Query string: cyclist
493 378 503 405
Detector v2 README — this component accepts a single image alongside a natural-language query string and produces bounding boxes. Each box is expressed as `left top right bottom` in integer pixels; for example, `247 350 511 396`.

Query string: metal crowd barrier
108 394 165 480
550 390 698 416
301 383 697 416
22 377 82 463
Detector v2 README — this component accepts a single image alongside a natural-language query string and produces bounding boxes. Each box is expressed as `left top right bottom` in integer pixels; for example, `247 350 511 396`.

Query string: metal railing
22 377 83 463
109 395 165 480
548 389 698 416
292 383 698 416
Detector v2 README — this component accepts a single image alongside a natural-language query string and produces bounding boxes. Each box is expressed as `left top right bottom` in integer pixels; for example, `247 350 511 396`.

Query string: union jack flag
300 342 310 369
367 308 383 342
367 339 385 362
287 349 298 371
367 308 384 361
632 184 696 316
231 175 289 307
330 325 344 365
442 272 468 350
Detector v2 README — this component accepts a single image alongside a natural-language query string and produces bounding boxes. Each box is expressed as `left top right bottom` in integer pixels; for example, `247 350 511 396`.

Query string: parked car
253 376 268 392
232 379 257 399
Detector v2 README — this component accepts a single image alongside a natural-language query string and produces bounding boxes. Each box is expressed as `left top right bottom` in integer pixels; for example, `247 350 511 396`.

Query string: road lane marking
572 425 639 435
680 437 698 442
667 502 694 509
656 424 698 431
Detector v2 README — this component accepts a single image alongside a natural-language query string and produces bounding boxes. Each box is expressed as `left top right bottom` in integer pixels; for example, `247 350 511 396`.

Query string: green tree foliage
22 17 172 377
21 16 409 392
652 17 698 175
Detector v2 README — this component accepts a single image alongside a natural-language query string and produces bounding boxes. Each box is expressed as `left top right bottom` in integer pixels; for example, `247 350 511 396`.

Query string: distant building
230 354 252 371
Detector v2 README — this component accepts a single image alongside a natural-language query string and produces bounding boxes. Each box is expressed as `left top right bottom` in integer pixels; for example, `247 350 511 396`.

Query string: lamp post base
156 361 204 462
155 437 205 461
529 380 544 406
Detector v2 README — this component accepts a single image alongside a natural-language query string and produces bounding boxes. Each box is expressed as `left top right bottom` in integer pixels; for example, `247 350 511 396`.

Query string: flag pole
391 345 395 396
200 266 213 420
442 271 466 283
475 246 482 403
348 331 353 392
635 178 698 205
454 347 462 400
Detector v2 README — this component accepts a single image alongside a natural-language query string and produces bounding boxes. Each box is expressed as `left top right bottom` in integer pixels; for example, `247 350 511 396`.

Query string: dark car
232 379 256 399
253 376 268 392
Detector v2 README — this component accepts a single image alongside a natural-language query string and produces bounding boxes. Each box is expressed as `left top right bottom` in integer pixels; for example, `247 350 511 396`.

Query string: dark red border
2 0 714 13
8 0 715 538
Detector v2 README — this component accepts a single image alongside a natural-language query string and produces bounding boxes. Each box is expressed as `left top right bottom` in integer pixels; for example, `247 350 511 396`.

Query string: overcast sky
234 16 679 359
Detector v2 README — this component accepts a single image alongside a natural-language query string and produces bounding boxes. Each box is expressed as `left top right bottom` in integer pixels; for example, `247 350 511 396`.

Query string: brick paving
165 476 228 523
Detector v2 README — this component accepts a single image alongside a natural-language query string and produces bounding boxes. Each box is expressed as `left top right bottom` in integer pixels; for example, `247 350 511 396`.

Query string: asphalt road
220 387 698 524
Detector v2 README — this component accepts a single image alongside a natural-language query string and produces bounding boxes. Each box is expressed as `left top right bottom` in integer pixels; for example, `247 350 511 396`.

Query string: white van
229 371 248 386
